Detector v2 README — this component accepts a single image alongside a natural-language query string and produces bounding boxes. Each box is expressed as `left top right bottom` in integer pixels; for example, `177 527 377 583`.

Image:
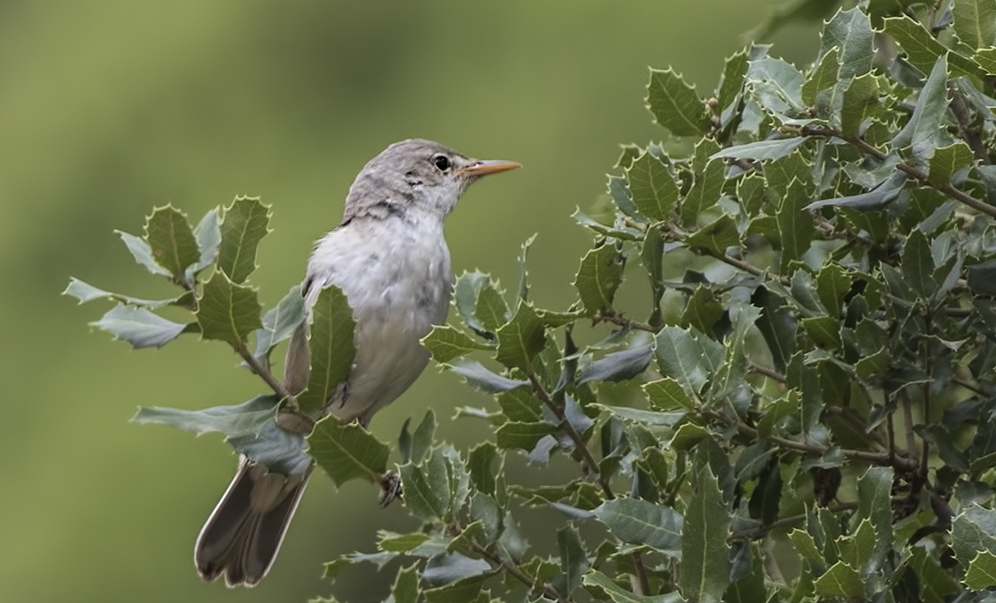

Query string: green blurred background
1 2 817 601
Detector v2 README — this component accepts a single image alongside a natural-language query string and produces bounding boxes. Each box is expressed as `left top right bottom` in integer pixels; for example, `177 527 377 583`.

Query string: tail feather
195 456 313 587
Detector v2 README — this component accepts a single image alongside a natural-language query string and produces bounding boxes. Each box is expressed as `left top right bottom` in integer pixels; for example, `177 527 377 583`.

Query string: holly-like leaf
953 505 996 566
891 55 952 167
584 570 680 603
902 229 937 299
711 137 807 162
685 214 740 255
92 304 189 348
495 302 546 371
953 0 996 49
577 345 653 384
682 140 725 226
218 196 270 284
308 417 390 486
423 325 494 364
449 359 528 393
883 15 983 78
928 142 974 186
468 442 498 496
840 73 882 137
822 8 874 81
777 179 816 272
495 421 556 451
644 377 694 410
196 271 263 344
813 561 863 598
144 205 200 280
626 151 680 221
296 285 356 413
593 497 682 555
802 47 840 107
189 207 221 277
132 394 278 437
65 277 181 309
553 526 588 597
392 563 421 603
116 230 171 276
646 67 709 136
965 550 996 590
574 243 624 316
410 409 437 466
680 459 730 603
655 325 724 395
454 271 491 336
252 285 306 366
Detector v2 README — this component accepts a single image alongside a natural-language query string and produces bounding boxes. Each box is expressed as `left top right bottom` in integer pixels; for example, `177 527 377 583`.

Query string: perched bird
194 139 520 587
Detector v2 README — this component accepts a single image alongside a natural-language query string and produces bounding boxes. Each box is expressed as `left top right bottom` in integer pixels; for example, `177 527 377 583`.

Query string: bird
193 139 520 587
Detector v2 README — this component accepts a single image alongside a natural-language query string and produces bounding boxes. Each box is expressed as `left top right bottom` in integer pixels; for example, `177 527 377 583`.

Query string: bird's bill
458 159 522 177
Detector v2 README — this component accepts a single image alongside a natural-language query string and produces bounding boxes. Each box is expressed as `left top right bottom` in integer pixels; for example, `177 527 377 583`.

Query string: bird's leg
377 472 403 507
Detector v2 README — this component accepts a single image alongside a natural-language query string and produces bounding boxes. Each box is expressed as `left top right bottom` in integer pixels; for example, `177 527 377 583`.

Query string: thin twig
234 341 297 404
748 363 787 383
594 308 657 333
469 540 567 603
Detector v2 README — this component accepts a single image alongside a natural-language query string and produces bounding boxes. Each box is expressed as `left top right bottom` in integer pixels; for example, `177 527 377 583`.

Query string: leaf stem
234 341 298 407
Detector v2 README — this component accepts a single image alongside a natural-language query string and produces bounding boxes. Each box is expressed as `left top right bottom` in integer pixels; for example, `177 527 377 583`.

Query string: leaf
891 55 952 166
802 46 840 107
422 552 492 587
813 561 863 598
928 142 974 186
495 302 546 371
584 570 681 603
608 174 643 221
655 326 724 395
132 394 278 437
685 214 740 255
709 137 807 161
296 285 356 413
399 462 448 521
626 151 680 221
307 417 390 486
195 271 263 344
577 345 653 384
822 8 874 81
596 404 686 427
227 418 311 476
515 234 535 304
92 304 188 348
495 421 556 451
218 196 270 284
717 48 748 115
252 285 306 365
475 284 510 334
553 526 588 597
646 67 709 136
116 230 171 276
392 563 421 603
422 325 493 363
965 550 996 590
902 229 938 299
644 378 694 410
498 386 542 422
449 359 528 393
680 460 730 603
410 409 437 465
574 243 625 316
64 277 180 309
454 271 491 336
953 505 996 566
681 140 725 226
953 0 996 49
189 207 221 276
593 498 682 555
883 15 984 78
777 179 816 272
807 171 907 210
144 205 200 280
840 73 882 137
857 466 893 572
467 443 498 496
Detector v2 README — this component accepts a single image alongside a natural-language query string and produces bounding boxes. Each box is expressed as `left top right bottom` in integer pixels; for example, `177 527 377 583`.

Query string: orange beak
457 159 522 177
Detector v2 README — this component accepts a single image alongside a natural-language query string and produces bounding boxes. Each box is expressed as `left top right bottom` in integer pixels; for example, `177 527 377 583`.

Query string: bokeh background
1 2 818 601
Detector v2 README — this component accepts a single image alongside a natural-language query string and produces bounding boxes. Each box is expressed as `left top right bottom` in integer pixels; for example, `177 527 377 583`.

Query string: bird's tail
194 456 313 587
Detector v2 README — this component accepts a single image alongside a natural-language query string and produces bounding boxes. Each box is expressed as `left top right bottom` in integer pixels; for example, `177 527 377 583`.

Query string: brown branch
594 308 657 333
748 363 787 383
234 341 298 407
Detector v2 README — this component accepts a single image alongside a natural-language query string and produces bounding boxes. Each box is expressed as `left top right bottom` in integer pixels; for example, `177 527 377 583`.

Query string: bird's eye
432 155 451 171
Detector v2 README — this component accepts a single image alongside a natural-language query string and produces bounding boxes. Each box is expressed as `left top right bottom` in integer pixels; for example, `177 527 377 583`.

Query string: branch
469 540 568 603
594 308 657 333
234 341 297 405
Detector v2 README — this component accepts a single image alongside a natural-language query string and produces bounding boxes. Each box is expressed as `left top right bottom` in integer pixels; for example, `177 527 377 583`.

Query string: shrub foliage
69 1 996 601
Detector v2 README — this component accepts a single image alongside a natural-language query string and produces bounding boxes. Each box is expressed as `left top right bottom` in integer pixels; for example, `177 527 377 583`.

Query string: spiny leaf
822 8 874 82
883 15 983 78
392 563 421 603
448 359 528 393
680 459 730 603
965 550 996 590
495 421 556 451
891 55 952 167
584 570 678 603
308 417 390 486
802 46 841 107
577 344 653 385
777 179 816 272
189 207 221 277
132 394 278 437
685 214 740 255
655 326 724 395
574 243 625 316
92 304 189 348
681 139 725 227
626 151 680 221
144 205 200 280
813 561 863 599
65 277 181 309
953 0 996 49
296 285 356 413
195 271 263 344
252 285 306 366
646 67 709 136
709 137 807 161
840 73 882 137
553 526 587 597
218 196 270 284
928 142 974 186
495 302 546 371
593 497 683 554
116 230 171 276
422 325 494 364
644 377 694 410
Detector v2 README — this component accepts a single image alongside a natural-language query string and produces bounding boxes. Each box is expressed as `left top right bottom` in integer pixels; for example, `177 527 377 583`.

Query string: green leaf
593 498 682 555
902 229 937 299
685 214 740 255
953 505 996 566
778 179 816 272
655 326 724 395
883 15 984 78
709 137 806 161
392 562 421 603
857 466 894 572
815 264 851 317
449 359 528 393
144 205 200 280
195 271 262 344
469 492 501 545
928 142 974 186
116 230 171 276
377 531 432 553
608 174 643 220
410 409 437 465
553 526 588 597
680 286 724 337
646 67 709 136
422 325 493 363
454 271 491 336
574 243 625 316
399 461 448 521
802 46 840 106
422 552 492 588
218 196 270 284
908 546 960 602
627 151 680 221
497 386 542 422
597 404 686 427
840 73 882 137
584 570 681 603
514 234 535 304
822 8 874 81
717 48 748 115
813 561 863 598
977 47 996 74
92 304 188 348
475 283 510 333
965 550 996 590
495 302 546 371
467 443 498 496
132 394 278 437
680 459 730 603
307 417 390 486
296 285 356 413
891 55 952 166
577 345 652 384
252 285 306 366
953 0 996 49
64 277 181 309
681 139 725 226
644 378 694 410
189 207 221 276
495 421 556 451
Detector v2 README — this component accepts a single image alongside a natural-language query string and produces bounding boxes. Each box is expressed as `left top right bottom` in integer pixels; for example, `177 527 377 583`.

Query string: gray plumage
194 139 519 587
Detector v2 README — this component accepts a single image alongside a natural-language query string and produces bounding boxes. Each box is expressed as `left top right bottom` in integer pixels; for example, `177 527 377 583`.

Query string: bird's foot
377 471 403 507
